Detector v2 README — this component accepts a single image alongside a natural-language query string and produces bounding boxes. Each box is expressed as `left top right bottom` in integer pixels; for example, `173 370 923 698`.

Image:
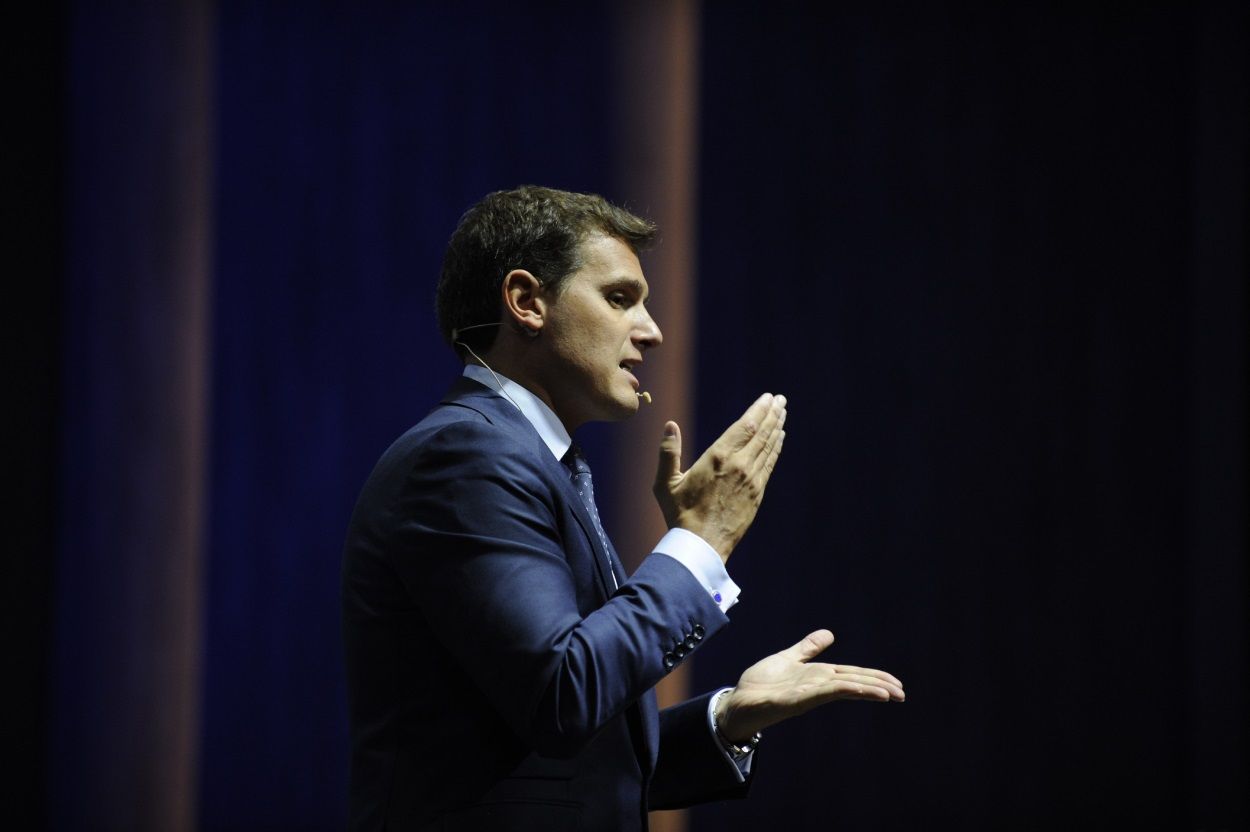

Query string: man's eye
607 293 628 308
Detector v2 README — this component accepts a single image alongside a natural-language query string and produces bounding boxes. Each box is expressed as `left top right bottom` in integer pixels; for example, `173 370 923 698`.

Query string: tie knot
562 445 592 478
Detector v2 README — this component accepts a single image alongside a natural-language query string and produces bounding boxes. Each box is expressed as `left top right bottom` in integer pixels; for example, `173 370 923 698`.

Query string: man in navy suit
342 186 904 830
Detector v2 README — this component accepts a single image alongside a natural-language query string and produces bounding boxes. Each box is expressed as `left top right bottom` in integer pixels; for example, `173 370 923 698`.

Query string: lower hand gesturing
714 630 905 743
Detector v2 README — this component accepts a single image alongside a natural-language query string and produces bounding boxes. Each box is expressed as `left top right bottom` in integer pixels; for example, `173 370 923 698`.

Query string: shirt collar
462 364 571 461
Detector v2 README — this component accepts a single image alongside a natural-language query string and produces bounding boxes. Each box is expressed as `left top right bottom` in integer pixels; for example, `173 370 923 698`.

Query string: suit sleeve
650 692 754 809
386 420 730 758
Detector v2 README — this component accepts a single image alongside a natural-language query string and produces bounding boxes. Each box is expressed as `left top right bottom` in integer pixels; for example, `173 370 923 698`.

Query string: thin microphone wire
452 322 524 412
450 321 502 339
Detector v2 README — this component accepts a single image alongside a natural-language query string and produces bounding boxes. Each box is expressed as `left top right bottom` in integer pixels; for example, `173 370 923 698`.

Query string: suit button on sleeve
663 654 676 670
692 624 705 639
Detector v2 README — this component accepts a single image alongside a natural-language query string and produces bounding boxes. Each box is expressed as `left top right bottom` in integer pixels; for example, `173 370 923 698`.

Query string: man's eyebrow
605 277 649 302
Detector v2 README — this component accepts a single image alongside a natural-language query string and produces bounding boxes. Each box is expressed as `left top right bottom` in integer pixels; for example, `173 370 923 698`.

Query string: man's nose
634 307 663 349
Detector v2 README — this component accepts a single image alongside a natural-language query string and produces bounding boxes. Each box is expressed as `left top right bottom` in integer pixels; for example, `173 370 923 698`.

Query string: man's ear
501 269 546 336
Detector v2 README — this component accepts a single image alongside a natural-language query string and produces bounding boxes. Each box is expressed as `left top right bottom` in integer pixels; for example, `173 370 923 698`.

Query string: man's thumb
655 421 683 483
783 629 835 663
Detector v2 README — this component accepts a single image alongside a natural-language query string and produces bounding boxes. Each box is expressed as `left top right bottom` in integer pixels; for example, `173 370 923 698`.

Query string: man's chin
610 397 641 421
598 393 641 423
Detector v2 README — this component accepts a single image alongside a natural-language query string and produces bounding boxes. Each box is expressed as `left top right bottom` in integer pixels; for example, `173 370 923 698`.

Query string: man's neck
461 364 572 460
467 345 574 431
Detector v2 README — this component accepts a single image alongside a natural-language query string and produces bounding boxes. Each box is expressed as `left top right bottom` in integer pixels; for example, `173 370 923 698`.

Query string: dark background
11 1 1245 829
689 3 1246 829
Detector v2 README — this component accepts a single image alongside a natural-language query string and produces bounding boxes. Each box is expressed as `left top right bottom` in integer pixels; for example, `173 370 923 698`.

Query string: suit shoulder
345 403 559 551
396 403 537 461
370 402 555 492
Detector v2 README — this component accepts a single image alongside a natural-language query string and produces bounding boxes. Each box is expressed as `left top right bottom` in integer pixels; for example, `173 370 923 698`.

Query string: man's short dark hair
436 185 657 357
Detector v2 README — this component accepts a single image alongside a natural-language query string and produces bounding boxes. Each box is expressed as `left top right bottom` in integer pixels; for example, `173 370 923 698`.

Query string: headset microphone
637 391 652 404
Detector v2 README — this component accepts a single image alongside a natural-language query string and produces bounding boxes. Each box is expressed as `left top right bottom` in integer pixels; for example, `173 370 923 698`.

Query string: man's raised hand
653 393 787 562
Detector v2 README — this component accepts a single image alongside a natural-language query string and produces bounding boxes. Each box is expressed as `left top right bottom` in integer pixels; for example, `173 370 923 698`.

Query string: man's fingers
825 663 905 690
766 430 785 473
828 673 905 701
654 421 683 485
750 422 786 478
723 393 778 452
752 395 786 443
808 665 905 702
830 681 895 701
777 632 907 701
738 396 787 476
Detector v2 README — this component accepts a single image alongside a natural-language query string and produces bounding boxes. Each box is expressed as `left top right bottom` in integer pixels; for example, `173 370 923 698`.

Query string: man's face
536 234 662 430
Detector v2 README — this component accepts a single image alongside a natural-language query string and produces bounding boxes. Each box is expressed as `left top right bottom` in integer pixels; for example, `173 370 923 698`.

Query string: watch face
725 732 760 759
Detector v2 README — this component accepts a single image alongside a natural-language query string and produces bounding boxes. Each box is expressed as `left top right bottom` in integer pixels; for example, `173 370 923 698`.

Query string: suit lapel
442 375 658 778
440 378 619 601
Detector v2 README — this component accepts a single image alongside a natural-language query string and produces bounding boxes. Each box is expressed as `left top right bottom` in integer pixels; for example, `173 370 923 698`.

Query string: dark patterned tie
562 445 620 590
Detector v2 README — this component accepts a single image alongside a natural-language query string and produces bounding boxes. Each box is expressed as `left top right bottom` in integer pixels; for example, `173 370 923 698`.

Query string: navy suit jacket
342 377 750 830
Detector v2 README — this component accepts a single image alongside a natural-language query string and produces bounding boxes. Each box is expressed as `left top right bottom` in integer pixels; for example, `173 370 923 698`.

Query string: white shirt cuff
653 528 740 612
707 687 753 782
